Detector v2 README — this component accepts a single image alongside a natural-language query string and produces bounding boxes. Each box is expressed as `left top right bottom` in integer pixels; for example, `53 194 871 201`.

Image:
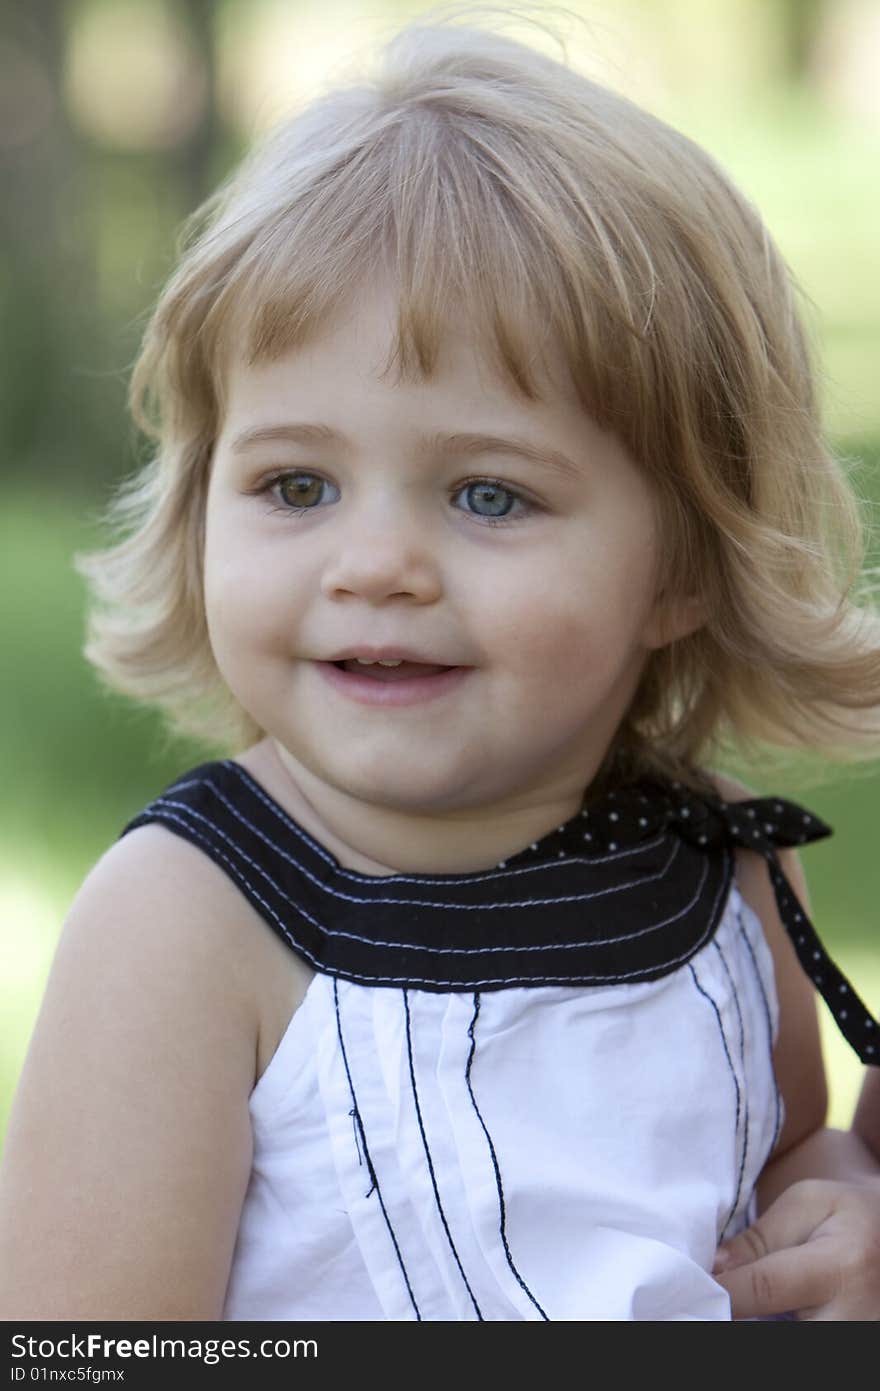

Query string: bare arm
709 774 829 1164
853 1065 880 1160
707 780 880 1318
0 826 260 1320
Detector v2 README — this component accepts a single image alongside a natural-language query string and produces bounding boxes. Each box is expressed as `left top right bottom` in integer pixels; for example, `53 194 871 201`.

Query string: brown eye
274 474 338 510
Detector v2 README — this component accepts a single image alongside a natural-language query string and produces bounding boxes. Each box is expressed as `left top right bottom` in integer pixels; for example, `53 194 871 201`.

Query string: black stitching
737 910 783 1154
712 941 750 1238
464 994 550 1320
334 979 422 1319
688 964 744 1233
403 990 484 1320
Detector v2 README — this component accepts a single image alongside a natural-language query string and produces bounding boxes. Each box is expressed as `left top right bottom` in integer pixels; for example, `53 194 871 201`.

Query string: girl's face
205 284 699 824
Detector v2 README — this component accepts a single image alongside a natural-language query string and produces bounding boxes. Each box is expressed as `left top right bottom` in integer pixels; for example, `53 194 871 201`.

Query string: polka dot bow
598 782 877 1066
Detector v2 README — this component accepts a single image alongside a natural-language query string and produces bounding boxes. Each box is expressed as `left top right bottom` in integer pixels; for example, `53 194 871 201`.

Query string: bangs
199 102 657 442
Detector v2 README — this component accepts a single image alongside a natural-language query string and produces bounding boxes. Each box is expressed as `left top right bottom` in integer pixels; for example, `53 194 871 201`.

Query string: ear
642 592 707 650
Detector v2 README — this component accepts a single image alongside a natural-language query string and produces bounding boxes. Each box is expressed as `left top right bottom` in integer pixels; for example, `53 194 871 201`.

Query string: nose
319 501 443 606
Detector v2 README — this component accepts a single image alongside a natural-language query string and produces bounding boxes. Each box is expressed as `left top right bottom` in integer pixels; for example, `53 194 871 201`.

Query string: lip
327 645 453 664
314 659 472 708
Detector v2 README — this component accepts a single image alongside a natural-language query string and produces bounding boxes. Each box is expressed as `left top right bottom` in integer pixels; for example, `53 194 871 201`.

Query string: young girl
1 10 878 1321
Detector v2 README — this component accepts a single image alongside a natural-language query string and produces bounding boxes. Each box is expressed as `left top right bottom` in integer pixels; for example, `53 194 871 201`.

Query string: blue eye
455 480 523 520
265 473 340 511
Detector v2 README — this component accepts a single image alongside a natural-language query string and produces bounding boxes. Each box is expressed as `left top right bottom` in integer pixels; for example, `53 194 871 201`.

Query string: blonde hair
76 6 880 790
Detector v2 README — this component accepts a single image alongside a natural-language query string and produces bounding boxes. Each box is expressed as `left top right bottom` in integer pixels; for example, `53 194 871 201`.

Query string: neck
239 738 591 876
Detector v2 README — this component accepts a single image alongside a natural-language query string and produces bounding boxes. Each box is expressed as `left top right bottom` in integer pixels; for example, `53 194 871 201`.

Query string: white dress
121 759 855 1321
220 886 777 1321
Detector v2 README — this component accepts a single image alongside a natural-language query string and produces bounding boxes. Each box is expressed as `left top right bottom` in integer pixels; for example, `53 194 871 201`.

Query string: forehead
212 284 665 548
219 281 586 438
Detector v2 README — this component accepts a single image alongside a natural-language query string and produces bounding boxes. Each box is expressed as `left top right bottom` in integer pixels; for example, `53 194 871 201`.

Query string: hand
713 1178 880 1320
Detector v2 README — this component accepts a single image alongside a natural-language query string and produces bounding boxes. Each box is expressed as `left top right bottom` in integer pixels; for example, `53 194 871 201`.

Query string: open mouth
332 659 455 681
317 658 469 705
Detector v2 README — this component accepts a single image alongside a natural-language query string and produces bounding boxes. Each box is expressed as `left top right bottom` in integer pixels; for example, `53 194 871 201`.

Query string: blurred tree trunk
0 0 96 483
0 0 227 488
0 0 75 259
776 0 827 84
175 0 221 209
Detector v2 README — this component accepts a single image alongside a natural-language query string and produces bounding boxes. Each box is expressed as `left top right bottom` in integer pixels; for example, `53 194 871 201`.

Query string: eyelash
253 471 536 526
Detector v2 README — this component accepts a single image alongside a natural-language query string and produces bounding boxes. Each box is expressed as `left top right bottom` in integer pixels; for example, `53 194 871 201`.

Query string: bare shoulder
54 823 281 1060
705 769 827 1153
706 770 754 803
38 822 265 1043
0 822 304 1318
92 822 312 1076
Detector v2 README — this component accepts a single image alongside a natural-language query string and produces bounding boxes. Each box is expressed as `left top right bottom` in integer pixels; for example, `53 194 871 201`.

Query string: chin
340 773 470 813
311 747 481 813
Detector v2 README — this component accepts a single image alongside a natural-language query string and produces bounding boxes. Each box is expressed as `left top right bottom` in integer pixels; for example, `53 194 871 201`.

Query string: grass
0 486 212 1130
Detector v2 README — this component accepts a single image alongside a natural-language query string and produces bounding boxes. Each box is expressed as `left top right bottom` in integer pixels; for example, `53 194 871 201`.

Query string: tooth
355 658 378 665
377 659 403 667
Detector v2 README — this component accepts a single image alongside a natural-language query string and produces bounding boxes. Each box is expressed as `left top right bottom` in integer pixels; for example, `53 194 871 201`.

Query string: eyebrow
229 422 584 480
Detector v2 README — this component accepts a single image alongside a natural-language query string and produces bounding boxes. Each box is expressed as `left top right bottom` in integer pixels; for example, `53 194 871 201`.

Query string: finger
715 1243 837 1320
714 1182 835 1273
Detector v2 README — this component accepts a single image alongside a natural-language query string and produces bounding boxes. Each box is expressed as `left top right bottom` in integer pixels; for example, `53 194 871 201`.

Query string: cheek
203 519 292 659
481 544 657 677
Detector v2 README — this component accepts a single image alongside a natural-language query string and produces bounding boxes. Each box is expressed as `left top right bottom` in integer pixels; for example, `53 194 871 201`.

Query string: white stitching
133 808 728 981
154 791 676 911
148 806 705 952
216 764 659 883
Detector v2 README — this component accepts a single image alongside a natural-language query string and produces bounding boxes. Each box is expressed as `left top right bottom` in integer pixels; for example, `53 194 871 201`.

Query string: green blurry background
2 0 879 1142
